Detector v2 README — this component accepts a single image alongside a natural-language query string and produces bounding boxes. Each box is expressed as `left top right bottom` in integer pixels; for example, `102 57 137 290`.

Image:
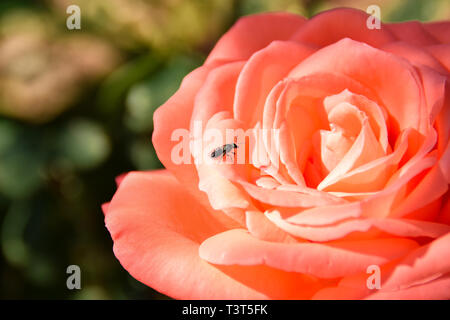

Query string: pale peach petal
247 122 279 179
255 176 281 189
197 164 249 212
238 179 345 208
323 91 389 154
325 101 365 138
245 210 297 243
289 38 427 135
278 121 306 185
261 82 293 184
314 128 354 174
266 210 450 242
317 119 385 192
264 73 379 186
286 153 437 225
316 128 409 194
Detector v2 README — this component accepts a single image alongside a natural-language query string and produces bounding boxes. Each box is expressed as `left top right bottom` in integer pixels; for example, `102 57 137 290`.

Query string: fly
210 143 238 160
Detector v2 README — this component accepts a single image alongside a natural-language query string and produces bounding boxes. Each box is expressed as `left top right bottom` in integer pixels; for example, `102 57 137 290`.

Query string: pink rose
103 8 450 299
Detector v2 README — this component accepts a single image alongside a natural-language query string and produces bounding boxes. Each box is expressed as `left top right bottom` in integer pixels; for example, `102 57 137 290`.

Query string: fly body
210 143 238 159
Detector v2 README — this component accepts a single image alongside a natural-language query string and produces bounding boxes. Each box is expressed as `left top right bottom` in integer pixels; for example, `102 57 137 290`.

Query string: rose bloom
103 8 450 299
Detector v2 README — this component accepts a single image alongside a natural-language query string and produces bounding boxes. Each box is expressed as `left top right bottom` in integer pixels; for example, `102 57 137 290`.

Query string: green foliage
56 119 111 170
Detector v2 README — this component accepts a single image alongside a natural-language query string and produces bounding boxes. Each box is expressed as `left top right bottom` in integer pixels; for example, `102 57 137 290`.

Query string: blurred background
0 0 448 299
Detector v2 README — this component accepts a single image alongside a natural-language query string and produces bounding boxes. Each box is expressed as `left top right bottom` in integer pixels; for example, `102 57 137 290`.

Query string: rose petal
317 118 385 192
291 8 395 48
378 232 450 291
366 275 450 300
426 44 450 71
316 127 409 194
323 89 389 152
438 195 450 224
382 41 447 74
266 210 450 242
234 40 315 126
199 229 418 278
152 64 221 208
391 162 448 219
206 12 306 65
423 21 450 44
191 61 245 126
387 21 438 46
104 169 267 299
115 172 129 187
238 179 345 208
286 153 436 225
289 38 427 135
245 210 298 243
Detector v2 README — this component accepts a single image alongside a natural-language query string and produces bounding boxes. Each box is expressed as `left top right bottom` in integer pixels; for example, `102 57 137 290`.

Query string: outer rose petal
152 67 210 198
387 21 438 46
313 233 450 300
382 42 448 73
152 61 238 212
291 8 395 48
190 61 244 126
205 12 306 65
423 21 450 44
104 170 267 299
199 229 418 278
426 44 450 71
366 275 450 300
377 232 450 292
